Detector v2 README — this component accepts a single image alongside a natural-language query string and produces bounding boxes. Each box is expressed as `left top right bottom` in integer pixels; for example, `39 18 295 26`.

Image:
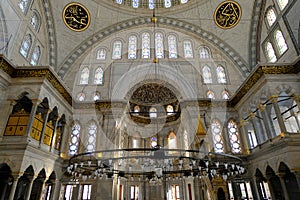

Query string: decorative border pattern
58 17 250 78
249 0 264 69
42 0 57 68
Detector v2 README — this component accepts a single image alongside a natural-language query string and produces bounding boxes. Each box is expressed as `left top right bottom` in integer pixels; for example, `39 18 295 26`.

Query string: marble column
258 104 275 139
271 97 287 134
8 176 19 200
25 179 34 200
52 179 62 200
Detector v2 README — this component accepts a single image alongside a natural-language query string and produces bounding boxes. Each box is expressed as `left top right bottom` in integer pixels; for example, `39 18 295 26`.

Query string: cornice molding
0 55 72 105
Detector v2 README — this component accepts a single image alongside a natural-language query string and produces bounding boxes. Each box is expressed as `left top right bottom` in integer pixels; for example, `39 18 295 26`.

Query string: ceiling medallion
214 1 241 29
63 2 90 32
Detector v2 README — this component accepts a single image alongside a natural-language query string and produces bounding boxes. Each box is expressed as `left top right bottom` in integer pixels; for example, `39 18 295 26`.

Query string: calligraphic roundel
63 2 90 32
214 1 241 29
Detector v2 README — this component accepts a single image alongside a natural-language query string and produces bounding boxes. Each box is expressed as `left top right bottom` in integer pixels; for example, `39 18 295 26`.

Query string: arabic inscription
214 1 241 29
63 3 90 32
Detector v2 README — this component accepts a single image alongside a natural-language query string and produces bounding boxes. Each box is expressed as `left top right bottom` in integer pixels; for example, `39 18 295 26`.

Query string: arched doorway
14 166 34 200
279 162 300 199
266 166 283 200
30 169 46 200
217 188 226 200
0 163 13 200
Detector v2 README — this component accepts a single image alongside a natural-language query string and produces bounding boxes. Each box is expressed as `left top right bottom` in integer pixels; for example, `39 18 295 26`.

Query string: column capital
258 104 266 111
269 95 279 102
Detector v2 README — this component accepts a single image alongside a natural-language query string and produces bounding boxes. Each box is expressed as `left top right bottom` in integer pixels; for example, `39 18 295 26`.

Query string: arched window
20 34 32 58
112 40 122 59
202 65 212 84
151 137 157 148
265 42 277 62
168 131 177 150
199 46 211 59
266 7 277 27
93 92 101 101
149 107 157 118
134 106 140 115
80 67 89 84
149 0 155 9
155 32 164 58
132 0 139 8
183 40 193 58
142 32 151 59
166 105 174 115
181 0 188 3
222 90 230 99
168 35 178 58
96 49 106 60
277 0 288 10
30 46 41 66
69 123 80 155
94 67 104 85
274 30 288 55
30 11 40 32
228 120 241 154
116 0 123 4
207 90 215 99
216 65 227 84
128 35 137 59
18 0 31 14
165 0 172 8
77 93 85 101
86 122 97 152
211 119 224 153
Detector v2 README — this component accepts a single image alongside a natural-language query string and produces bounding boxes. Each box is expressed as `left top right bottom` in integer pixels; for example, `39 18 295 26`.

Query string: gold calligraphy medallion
214 1 241 29
63 2 90 32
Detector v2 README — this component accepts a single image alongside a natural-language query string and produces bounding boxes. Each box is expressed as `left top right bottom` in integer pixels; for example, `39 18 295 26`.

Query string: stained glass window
30 46 41 66
211 119 224 153
128 35 137 59
132 0 139 8
168 131 177 149
166 105 174 115
69 123 80 155
20 34 32 58
30 11 40 32
228 120 241 154
149 107 157 118
168 35 178 58
149 0 155 9
216 65 227 84
112 40 122 59
155 32 164 59
202 65 212 84
277 0 288 10
274 30 288 55
265 42 277 62
86 122 97 152
199 46 211 59
80 67 89 84
165 0 172 8
18 0 30 14
96 49 106 60
116 0 123 4
142 32 151 59
94 67 104 85
222 90 230 99
183 40 193 58
77 93 86 101
93 92 101 101
266 8 277 27
151 137 157 148
181 0 188 4
207 90 215 99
